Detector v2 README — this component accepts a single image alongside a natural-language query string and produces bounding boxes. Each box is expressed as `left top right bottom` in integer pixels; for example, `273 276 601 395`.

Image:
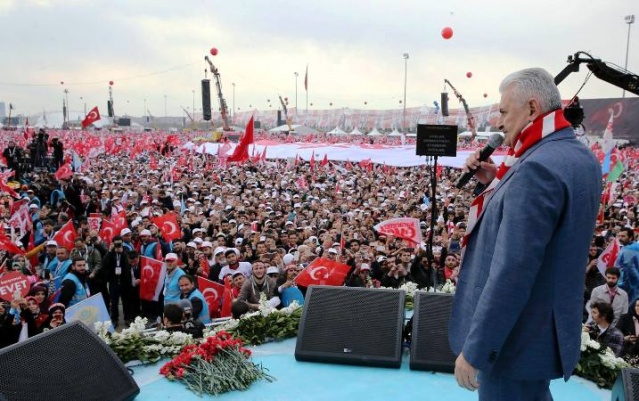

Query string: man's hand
462 150 497 185
455 352 479 391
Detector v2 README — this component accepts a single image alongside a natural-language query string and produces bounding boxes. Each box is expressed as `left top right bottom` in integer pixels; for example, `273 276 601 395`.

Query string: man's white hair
499 68 562 113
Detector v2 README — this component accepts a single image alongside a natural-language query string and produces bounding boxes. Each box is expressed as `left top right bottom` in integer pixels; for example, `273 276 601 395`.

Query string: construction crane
180 105 197 130
204 55 231 131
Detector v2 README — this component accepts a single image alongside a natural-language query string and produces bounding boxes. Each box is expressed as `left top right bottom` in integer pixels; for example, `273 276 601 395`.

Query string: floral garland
379 280 456 310
95 317 195 364
207 295 303 345
575 331 628 389
160 331 275 396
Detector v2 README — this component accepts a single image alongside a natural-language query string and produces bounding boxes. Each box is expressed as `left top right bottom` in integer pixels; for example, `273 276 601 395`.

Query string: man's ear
529 98 543 121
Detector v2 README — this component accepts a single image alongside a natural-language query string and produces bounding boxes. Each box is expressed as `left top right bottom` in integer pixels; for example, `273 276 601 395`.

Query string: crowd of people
0 126 636 361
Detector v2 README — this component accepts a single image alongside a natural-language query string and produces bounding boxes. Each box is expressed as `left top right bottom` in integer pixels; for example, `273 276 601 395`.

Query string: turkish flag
151 213 182 242
0 233 26 255
99 219 117 245
81 106 101 128
597 239 620 277
295 257 351 287
197 276 224 318
139 257 166 301
54 163 73 181
220 276 233 318
111 210 128 235
52 220 78 251
0 180 19 198
199 255 210 277
320 153 328 168
374 218 422 245
227 116 254 163
309 152 315 170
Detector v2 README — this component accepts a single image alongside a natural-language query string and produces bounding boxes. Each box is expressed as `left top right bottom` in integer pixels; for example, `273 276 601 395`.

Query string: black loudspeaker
612 367 639 401
295 285 405 368
0 321 140 401
117 118 131 127
201 79 212 121
410 292 456 372
107 100 114 118
440 92 449 117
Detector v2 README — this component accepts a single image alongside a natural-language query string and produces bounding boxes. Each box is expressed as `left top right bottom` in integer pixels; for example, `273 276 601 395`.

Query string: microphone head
488 133 505 148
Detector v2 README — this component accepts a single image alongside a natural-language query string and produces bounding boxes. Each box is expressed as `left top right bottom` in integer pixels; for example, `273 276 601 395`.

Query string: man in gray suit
589 267 628 327
449 68 601 400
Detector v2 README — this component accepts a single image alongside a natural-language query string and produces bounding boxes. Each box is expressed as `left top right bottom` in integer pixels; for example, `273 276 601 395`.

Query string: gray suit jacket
449 127 601 380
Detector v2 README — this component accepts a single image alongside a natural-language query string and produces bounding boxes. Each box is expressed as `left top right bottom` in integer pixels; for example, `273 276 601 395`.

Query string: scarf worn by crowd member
460 108 571 252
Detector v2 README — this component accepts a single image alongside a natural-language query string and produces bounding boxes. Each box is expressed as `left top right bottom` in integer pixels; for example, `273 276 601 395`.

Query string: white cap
29 204 39 209
360 263 371 271
328 248 338 254
165 253 178 261
266 266 279 275
201 241 213 248
186 241 197 249
46 240 58 247
282 254 295 266
140 229 152 236
214 246 226 256
120 228 132 236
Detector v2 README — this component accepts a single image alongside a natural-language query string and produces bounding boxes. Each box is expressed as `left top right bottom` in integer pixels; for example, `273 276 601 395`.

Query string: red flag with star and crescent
197 276 225 318
52 220 78 251
151 212 182 242
54 163 73 181
139 257 166 301
295 257 351 287
99 219 117 245
0 233 26 255
81 106 101 128
596 239 620 278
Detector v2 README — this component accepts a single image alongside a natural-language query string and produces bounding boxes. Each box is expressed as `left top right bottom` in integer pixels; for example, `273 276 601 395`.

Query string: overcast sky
0 0 637 117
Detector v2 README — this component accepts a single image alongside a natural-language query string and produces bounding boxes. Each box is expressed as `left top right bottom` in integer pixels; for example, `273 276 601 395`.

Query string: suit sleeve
461 161 566 371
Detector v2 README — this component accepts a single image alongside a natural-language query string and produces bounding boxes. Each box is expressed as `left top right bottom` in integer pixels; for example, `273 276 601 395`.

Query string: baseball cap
165 253 178 261
120 228 132 236
328 248 338 254
186 241 197 249
201 241 213 248
46 240 58 247
266 266 279 275
140 229 151 237
360 263 371 271
214 247 226 257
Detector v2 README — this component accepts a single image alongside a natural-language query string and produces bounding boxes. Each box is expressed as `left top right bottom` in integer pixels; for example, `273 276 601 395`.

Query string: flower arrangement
574 331 629 389
96 317 195 364
207 296 303 345
160 331 274 396
379 280 455 310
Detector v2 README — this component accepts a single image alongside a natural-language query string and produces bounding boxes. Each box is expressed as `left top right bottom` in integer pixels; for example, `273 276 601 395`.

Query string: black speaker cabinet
409 292 456 372
0 321 140 401
612 367 639 401
201 79 212 121
295 285 405 368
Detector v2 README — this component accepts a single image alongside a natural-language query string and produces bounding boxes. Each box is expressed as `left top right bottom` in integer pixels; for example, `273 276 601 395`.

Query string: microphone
455 133 504 189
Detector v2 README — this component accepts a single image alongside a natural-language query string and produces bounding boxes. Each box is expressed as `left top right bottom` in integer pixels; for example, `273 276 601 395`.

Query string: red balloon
466 72 472 78
441 27 453 40
109 81 114 86
483 93 488 98
210 47 218 56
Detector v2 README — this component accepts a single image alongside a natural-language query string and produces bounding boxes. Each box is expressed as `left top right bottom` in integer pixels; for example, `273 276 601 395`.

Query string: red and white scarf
461 109 571 250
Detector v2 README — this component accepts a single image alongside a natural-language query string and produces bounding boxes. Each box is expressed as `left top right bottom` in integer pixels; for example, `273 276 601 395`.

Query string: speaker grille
0 322 139 401
295 286 405 368
410 292 456 372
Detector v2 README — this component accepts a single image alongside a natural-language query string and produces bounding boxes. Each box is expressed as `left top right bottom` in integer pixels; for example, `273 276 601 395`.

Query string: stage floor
130 338 611 401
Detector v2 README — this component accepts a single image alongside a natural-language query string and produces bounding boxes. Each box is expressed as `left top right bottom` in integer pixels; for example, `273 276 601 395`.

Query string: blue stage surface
131 338 611 401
